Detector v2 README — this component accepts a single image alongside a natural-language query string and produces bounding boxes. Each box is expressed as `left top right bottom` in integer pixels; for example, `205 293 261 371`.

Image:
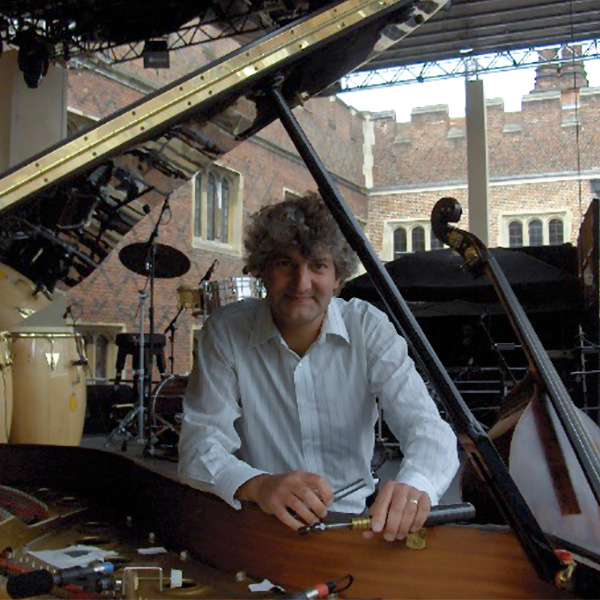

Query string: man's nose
292 264 312 292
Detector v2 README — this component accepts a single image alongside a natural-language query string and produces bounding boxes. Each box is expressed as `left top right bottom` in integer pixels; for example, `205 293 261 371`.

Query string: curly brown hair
244 193 358 284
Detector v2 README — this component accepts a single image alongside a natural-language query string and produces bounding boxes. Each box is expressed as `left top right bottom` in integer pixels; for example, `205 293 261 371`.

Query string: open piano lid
0 0 443 294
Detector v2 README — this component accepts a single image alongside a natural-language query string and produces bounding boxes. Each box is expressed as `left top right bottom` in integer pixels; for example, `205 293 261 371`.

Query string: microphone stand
164 307 184 375
141 196 170 454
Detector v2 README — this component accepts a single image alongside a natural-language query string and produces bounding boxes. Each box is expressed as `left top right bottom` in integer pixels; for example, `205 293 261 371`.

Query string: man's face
262 247 340 335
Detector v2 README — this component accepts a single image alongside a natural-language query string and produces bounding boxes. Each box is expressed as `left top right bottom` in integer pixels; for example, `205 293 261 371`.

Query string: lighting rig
0 0 326 87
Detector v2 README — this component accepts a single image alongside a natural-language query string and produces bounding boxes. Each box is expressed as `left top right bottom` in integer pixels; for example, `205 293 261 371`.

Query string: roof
361 0 600 72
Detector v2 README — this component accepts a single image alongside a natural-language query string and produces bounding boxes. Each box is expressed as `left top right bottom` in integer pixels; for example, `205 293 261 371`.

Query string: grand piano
1 0 599 597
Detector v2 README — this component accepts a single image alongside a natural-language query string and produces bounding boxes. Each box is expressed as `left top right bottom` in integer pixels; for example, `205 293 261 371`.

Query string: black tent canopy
340 244 581 317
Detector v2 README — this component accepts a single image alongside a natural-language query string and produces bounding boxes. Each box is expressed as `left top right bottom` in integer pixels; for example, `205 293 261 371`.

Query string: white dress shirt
178 297 459 513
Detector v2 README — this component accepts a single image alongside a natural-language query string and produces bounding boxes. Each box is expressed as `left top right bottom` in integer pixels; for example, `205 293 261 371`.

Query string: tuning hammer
298 502 475 535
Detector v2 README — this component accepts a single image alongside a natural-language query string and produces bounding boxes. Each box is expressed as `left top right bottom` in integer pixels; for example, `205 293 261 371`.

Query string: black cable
331 574 354 594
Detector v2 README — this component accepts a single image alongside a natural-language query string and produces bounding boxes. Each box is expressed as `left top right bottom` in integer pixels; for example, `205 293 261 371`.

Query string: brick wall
368 87 600 252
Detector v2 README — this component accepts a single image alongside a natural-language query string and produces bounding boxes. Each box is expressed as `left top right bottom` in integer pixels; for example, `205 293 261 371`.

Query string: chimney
533 48 560 91
560 45 589 91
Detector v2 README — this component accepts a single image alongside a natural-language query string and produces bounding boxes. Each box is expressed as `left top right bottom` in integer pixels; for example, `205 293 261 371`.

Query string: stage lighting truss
0 0 312 71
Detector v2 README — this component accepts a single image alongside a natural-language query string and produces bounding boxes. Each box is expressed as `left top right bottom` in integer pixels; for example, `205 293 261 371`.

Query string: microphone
7 562 114 599
63 302 81 320
199 259 219 285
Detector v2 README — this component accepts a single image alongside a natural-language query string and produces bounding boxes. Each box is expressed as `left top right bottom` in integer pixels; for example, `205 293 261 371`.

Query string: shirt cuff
395 468 440 506
214 463 269 509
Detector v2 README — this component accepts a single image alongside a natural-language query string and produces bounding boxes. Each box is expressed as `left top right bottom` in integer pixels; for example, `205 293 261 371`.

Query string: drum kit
107 247 264 457
103 199 265 458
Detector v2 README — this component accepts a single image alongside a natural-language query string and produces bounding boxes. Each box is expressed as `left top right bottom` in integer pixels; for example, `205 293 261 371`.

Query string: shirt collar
249 297 350 348
320 298 350 345
248 299 280 348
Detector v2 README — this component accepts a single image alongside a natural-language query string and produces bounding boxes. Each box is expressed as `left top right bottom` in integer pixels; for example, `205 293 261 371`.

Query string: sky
338 58 600 123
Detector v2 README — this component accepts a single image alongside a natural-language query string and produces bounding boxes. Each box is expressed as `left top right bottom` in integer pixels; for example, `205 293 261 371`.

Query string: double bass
431 196 600 555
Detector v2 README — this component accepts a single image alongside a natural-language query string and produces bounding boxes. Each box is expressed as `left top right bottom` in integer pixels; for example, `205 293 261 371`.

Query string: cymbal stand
136 284 147 443
106 195 171 453
141 198 171 456
104 286 148 450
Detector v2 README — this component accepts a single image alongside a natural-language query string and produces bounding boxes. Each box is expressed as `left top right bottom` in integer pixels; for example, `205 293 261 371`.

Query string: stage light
16 29 50 88
142 39 170 69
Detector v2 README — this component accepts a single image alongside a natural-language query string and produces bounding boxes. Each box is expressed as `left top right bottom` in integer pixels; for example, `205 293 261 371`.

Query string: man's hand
235 470 334 531
363 481 431 542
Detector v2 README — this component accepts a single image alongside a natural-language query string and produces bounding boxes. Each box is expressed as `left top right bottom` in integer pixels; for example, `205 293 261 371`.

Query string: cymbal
119 243 191 278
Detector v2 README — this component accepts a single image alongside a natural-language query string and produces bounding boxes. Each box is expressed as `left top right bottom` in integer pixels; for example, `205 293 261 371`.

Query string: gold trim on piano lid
0 0 442 212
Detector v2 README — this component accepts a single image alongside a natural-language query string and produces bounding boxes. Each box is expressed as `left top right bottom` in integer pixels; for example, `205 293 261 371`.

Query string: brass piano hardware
406 529 427 550
553 549 575 590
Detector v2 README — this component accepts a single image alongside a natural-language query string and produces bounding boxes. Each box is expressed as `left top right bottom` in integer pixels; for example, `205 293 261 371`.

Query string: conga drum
0 332 13 443
0 264 50 331
9 327 87 446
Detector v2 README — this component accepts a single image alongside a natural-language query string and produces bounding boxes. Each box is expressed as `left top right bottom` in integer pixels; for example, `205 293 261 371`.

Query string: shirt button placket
294 356 323 474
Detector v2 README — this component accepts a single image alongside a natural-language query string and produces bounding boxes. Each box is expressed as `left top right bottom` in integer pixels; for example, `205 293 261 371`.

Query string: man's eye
312 262 327 271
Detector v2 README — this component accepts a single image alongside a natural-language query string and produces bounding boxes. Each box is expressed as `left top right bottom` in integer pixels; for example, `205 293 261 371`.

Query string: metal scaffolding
339 39 600 91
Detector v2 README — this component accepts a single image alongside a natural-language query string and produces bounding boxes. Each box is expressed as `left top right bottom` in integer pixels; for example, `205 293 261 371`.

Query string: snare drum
0 264 50 330
204 276 265 314
9 327 87 446
0 333 13 443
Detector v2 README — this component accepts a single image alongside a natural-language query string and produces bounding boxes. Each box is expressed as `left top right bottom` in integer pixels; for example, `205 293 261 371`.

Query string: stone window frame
498 210 570 247
382 219 444 260
191 164 244 257
76 323 125 384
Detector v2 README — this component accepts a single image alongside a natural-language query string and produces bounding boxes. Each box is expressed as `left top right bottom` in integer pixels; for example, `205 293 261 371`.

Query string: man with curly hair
179 193 458 543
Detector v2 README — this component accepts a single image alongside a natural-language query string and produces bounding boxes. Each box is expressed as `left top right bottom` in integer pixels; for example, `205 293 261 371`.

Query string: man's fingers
369 480 394 533
384 497 408 541
288 494 321 525
410 494 431 532
274 506 304 531
306 474 334 507
299 488 329 519
362 529 375 539
369 483 432 542
394 496 419 540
